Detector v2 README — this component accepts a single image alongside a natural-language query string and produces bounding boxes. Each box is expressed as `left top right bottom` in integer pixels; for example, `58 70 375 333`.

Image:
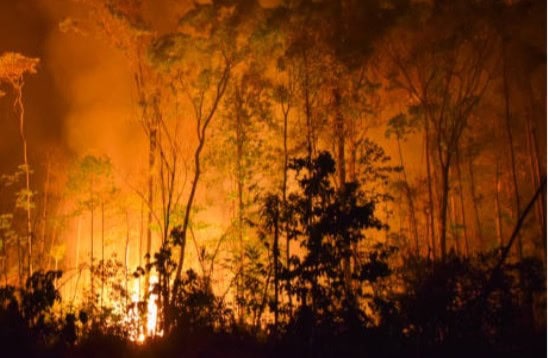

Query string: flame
147 275 160 337
127 274 163 343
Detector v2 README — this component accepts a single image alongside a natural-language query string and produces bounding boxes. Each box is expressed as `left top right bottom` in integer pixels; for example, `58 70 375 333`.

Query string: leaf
0 52 39 84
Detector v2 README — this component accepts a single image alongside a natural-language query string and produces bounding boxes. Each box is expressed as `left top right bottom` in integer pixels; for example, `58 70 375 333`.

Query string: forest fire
126 275 163 343
145 275 162 338
0 0 545 356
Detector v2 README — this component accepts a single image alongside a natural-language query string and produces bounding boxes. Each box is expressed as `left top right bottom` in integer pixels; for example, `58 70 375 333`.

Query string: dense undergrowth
0 252 544 357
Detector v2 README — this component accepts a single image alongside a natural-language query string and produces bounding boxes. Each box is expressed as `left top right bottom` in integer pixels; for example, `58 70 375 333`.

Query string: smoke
39 0 147 177
0 0 289 179
0 0 67 176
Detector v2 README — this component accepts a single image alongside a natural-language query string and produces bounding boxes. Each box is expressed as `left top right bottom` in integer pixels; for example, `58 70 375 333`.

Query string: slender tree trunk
174 61 231 286
2 238 7 286
139 201 143 298
101 202 105 313
500 42 530 318
17 236 22 286
235 93 245 322
449 193 459 255
521 105 539 322
424 120 436 259
175 138 202 281
281 92 292 313
144 127 157 302
439 160 451 261
456 150 469 256
502 51 523 262
174 140 203 293
159 148 167 244
75 216 81 302
333 88 351 289
468 155 483 247
125 211 130 311
14 84 32 278
273 206 279 336
334 88 346 188
397 136 420 255
495 159 504 252
482 177 546 302
134 63 155 310
524 98 545 247
90 193 94 304
40 159 50 270
349 132 361 291
302 50 314 160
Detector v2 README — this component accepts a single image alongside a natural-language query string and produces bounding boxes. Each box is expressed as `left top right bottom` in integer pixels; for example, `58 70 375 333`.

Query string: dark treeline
0 0 545 356
0 151 545 357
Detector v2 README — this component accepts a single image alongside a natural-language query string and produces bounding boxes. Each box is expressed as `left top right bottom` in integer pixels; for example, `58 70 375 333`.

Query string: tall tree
268 151 387 325
147 1 263 312
0 52 39 278
63 0 164 305
67 155 115 310
386 113 420 255
386 2 493 260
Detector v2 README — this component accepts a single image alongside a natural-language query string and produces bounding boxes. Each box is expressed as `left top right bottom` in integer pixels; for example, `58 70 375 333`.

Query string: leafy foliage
0 52 39 85
260 152 391 331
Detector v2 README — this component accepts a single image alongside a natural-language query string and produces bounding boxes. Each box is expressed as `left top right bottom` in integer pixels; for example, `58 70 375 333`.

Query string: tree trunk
139 201 143 298
424 120 437 259
174 134 204 293
302 50 314 161
456 150 469 256
235 91 245 322
125 211 130 313
174 61 231 287
334 88 346 189
449 192 458 254
40 158 51 270
281 90 292 313
397 136 419 255
439 161 450 261
2 237 7 286
524 94 545 253
17 235 22 286
333 87 351 289
502 51 523 262
75 216 81 303
144 126 157 302
15 84 32 278
273 206 279 336
101 202 105 313
90 193 94 304
468 154 483 247
495 158 504 252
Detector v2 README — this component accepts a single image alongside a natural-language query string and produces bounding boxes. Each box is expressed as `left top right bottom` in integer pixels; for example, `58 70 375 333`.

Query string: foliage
237 243 271 329
0 52 39 85
170 269 234 335
259 151 392 333
66 155 116 212
0 270 64 354
384 252 546 355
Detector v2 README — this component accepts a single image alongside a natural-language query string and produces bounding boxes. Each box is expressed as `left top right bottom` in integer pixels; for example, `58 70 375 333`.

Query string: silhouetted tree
262 152 392 335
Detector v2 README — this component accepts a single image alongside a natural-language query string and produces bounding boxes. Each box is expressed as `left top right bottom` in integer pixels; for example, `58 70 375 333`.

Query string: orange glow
146 275 162 338
127 274 162 344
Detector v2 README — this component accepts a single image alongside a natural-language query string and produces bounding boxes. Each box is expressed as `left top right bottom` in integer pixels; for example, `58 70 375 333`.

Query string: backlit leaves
0 52 39 85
